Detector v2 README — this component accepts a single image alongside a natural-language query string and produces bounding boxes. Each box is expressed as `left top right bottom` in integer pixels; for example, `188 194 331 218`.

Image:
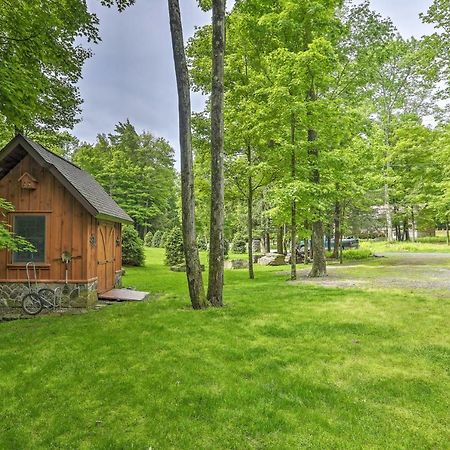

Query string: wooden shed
0 134 133 307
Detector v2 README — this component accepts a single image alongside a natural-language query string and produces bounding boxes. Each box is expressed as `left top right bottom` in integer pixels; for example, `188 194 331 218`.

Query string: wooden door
97 222 116 293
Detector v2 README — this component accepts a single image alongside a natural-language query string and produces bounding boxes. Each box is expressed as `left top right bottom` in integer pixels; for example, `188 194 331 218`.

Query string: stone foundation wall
0 280 98 308
115 270 124 289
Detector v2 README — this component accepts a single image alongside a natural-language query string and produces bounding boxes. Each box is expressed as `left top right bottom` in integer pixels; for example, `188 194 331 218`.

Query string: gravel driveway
289 252 450 293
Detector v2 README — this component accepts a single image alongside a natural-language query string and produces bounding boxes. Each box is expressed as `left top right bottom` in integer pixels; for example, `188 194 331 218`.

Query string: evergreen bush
122 225 145 266
224 238 230 258
197 235 208 251
160 231 168 248
151 230 163 247
165 227 185 266
144 231 153 247
232 233 247 254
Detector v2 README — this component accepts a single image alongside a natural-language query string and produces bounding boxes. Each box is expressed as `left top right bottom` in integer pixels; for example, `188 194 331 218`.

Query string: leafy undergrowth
326 249 373 260
0 248 449 449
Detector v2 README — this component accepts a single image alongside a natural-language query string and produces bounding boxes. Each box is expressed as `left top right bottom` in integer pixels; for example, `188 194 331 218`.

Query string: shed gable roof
0 135 133 224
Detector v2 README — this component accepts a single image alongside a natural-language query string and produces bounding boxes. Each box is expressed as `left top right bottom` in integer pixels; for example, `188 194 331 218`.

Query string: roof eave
95 213 134 225
1 135 133 224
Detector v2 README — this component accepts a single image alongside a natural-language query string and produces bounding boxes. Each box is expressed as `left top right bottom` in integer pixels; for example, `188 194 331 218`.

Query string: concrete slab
98 289 150 302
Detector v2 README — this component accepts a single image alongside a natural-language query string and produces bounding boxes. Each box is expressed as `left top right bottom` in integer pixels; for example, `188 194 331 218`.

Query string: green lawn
361 239 450 253
0 248 449 449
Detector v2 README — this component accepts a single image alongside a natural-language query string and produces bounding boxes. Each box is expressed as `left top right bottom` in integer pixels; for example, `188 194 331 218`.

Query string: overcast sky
74 0 435 161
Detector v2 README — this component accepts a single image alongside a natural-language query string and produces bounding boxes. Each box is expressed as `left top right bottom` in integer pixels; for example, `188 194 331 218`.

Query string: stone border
0 280 98 309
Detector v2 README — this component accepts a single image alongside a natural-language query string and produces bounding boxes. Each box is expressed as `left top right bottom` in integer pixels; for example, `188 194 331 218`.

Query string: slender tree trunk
265 232 271 253
333 202 341 259
339 207 344 264
207 0 226 307
283 224 288 254
246 144 254 280
290 204 297 279
403 219 409 241
290 113 297 280
446 220 449 246
277 226 284 254
385 168 393 242
411 206 416 242
168 0 206 309
310 220 327 276
307 124 326 278
327 225 332 252
304 240 309 264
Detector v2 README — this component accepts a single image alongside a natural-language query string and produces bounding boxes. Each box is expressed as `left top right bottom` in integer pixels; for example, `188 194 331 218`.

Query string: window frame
10 213 48 265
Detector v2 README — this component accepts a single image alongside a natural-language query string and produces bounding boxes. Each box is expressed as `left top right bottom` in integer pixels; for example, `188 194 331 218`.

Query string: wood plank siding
0 155 87 281
0 154 122 292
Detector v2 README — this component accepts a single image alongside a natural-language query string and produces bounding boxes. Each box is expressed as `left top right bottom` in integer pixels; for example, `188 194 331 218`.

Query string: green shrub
232 233 247 254
417 236 447 244
151 230 163 247
197 236 208 251
343 249 372 260
224 238 229 258
144 231 153 247
165 227 185 266
122 225 145 266
160 231 168 248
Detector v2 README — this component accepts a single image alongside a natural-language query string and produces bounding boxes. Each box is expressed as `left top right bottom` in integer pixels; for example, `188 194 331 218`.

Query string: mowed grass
361 239 450 254
0 248 449 449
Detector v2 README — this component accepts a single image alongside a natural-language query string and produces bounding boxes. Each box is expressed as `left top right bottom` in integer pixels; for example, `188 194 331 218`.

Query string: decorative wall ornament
89 234 96 247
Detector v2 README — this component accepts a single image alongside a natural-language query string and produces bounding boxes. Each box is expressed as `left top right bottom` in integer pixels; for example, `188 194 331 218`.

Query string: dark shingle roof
2 135 132 224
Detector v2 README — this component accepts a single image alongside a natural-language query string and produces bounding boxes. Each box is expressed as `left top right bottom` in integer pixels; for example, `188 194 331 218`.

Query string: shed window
12 215 46 263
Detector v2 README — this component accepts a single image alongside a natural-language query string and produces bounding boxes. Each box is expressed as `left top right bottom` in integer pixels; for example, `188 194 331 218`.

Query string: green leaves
0 199 35 252
101 0 136 12
73 121 178 232
0 0 101 132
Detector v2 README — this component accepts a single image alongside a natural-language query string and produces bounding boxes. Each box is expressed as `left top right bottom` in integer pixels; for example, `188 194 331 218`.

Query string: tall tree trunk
307 123 326 278
339 206 344 264
277 226 284 254
283 224 288 254
168 0 206 309
403 219 409 241
304 226 309 265
246 144 254 279
327 225 332 252
446 219 449 246
384 170 393 242
265 232 271 253
333 201 341 259
207 0 226 307
411 206 416 242
396 223 401 241
290 204 297 279
290 113 297 280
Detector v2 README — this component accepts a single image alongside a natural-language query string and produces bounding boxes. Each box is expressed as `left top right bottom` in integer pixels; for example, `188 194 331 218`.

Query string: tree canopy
73 120 178 236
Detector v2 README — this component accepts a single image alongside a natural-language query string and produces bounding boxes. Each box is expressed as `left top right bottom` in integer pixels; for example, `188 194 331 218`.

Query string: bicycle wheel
22 293 43 315
38 288 58 308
